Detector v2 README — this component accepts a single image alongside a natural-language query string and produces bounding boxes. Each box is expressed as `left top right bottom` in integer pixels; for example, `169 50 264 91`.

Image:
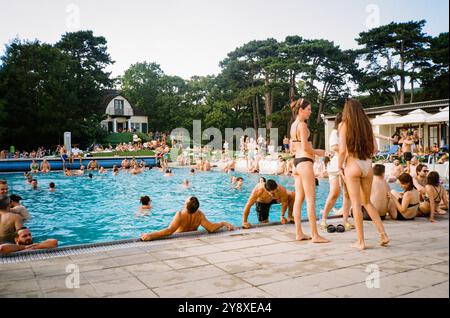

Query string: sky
0 0 448 79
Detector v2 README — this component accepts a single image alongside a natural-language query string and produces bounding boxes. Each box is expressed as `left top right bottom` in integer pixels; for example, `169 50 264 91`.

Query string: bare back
175 210 204 233
0 211 23 243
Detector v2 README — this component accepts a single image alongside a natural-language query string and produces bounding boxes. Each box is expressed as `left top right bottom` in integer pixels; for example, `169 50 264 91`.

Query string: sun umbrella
371 111 401 126
426 107 449 123
392 109 431 125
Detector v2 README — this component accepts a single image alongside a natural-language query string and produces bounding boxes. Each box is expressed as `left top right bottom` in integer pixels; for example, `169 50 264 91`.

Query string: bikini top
424 186 442 204
398 196 420 208
291 121 311 143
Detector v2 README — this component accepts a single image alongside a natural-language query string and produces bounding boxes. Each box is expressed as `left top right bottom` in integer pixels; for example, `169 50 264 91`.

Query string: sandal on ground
327 224 336 233
344 222 355 231
319 220 328 231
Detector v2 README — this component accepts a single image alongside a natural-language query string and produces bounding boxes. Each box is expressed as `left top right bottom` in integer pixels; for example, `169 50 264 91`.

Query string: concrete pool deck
0 216 448 298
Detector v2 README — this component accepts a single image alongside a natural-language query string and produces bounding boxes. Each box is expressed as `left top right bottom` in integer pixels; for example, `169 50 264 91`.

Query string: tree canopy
0 20 447 150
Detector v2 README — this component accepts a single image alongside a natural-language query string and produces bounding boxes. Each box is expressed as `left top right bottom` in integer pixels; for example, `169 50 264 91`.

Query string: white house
323 99 449 152
100 91 149 133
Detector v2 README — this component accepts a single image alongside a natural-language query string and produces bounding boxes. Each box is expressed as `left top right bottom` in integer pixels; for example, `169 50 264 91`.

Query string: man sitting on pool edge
242 179 295 229
0 226 58 254
140 196 234 241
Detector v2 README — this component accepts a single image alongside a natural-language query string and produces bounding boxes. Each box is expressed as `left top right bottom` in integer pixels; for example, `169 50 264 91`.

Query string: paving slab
0 215 448 298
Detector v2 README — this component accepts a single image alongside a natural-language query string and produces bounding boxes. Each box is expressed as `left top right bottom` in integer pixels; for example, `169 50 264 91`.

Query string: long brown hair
342 99 374 160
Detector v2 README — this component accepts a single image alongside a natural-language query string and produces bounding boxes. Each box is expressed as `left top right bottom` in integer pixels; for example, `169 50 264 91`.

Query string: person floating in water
140 196 234 241
135 195 152 217
234 177 244 190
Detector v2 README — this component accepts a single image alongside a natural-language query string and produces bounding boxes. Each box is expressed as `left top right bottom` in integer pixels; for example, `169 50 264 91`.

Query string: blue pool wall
0 156 157 172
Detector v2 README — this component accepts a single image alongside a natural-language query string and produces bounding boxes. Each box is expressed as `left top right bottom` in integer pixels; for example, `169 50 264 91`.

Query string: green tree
0 40 76 148
356 20 431 105
419 32 449 100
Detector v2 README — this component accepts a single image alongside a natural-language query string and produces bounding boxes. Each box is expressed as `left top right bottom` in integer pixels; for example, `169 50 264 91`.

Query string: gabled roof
100 89 147 116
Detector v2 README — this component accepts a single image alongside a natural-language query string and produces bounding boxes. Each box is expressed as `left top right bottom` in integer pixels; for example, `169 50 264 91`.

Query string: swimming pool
2 169 343 247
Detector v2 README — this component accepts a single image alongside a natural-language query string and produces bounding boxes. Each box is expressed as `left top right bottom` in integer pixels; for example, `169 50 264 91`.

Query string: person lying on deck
140 196 234 241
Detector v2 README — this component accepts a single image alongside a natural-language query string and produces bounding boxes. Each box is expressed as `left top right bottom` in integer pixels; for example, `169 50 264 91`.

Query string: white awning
426 107 449 123
391 109 431 125
371 111 401 126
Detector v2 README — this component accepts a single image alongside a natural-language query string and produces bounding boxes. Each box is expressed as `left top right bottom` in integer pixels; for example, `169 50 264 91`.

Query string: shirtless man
130 164 142 175
9 194 31 221
75 165 85 176
0 180 8 195
202 160 211 171
402 132 415 172
234 177 244 190
242 179 295 229
0 195 24 245
0 227 58 254
413 164 429 196
390 159 404 180
31 179 38 190
64 167 73 177
140 196 234 241
130 157 138 169
408 156 419 177
60 145 68 170
368 164 396 220
121 158 130 170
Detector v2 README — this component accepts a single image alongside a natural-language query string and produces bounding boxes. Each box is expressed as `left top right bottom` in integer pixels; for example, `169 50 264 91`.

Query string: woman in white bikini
319 112 353 231
337 99 389 251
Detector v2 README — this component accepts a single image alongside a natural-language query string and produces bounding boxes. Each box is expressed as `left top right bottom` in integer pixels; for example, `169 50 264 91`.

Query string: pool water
3 169 343 247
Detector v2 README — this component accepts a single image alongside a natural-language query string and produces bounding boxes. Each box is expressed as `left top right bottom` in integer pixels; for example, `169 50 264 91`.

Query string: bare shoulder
196 209 206 217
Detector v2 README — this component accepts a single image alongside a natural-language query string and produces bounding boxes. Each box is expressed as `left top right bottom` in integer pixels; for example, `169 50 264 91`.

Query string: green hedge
103 133 151 145
90 150 156 157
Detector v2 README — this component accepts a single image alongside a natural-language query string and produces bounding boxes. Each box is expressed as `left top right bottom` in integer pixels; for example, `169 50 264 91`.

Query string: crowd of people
0 147 50 159
1 101 449 255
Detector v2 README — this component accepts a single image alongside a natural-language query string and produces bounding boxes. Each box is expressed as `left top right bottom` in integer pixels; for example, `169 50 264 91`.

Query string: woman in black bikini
389 173 420 220
289 98 329 243
418 171 449 222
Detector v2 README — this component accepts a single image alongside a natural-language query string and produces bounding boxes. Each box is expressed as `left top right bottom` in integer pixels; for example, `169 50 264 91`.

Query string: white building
323 99 449 152
100 91 148 133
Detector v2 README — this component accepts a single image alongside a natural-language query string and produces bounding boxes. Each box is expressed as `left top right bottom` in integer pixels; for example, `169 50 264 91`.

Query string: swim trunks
255 199 278 222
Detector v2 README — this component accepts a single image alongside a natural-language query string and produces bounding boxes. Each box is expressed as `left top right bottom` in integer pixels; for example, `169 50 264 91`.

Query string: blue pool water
2 169 343 246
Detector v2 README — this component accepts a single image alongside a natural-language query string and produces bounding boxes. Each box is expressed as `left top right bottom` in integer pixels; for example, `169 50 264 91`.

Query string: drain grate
0 222 285 264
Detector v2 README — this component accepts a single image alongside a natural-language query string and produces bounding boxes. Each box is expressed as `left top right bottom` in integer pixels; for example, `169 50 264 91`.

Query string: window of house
440 124 448 147
131 122 140 132
428 125 439 148
114 99 124 115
